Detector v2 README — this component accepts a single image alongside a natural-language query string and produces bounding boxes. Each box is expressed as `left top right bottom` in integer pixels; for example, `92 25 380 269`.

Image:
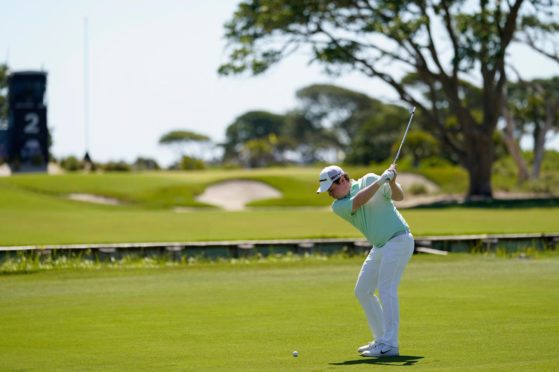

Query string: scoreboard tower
1 71 49 172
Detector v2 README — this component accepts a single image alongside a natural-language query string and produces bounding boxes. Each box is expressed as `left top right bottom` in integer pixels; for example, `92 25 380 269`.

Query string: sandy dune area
67 193 121 205
195 180 282 210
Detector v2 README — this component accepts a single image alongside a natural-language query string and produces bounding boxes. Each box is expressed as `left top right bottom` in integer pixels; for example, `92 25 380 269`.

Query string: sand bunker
68 193 121 205
195 180 282 211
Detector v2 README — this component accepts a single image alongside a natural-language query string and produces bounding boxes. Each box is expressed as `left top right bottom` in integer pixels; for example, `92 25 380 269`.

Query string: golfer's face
328 178 347 199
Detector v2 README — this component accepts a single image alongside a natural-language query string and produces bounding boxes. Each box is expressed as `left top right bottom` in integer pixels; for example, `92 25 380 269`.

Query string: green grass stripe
0 205 558 246
0 253 558 370
0 170 557 246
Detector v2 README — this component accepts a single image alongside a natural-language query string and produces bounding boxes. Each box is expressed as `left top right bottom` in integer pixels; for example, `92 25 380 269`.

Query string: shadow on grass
330 355 424 367
0 269 41 276
409 197 559 209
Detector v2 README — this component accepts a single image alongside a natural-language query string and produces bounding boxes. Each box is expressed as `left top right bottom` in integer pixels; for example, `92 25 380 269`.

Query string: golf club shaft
392 106 416 165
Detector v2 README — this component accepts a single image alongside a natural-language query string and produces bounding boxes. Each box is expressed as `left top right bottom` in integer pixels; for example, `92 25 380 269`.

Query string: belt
389 229 410 241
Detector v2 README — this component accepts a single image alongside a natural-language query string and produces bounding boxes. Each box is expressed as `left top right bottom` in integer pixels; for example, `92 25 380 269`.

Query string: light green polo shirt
332 173 409 248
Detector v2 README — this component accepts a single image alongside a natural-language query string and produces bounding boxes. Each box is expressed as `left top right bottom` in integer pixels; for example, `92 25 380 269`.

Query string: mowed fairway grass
0 170 558 245
1 206 559 246
1 253 558 371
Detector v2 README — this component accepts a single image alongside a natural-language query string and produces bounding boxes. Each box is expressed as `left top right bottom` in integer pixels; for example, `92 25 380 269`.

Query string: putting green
1 253 558 370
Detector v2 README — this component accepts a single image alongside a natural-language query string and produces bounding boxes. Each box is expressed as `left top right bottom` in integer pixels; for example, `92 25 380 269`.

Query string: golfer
317 164 414 357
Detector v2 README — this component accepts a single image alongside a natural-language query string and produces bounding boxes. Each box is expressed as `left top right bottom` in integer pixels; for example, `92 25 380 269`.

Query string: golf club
392 106 416 165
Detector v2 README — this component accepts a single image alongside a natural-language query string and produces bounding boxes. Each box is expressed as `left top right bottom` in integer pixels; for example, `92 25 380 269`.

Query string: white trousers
354 232 414 348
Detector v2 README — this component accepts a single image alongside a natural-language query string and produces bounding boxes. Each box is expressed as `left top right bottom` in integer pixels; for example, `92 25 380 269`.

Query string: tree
219 0 559 199
133 157 160 171
394 129 440 167
241 136 277 167
283 110 339 163
507 77 559 179
515 17 559 180
293 84 409 164
346 103 410 164
502 83 531 184
518 11 559 63
295 84 374 147
159 130 211 163
222 110 286 165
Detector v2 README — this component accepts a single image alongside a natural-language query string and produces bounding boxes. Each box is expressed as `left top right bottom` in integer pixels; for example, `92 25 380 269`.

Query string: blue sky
1 0 558 166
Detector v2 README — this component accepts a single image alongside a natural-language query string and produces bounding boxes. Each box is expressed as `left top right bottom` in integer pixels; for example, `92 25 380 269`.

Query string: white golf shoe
361 342 399 357
357 341 378 354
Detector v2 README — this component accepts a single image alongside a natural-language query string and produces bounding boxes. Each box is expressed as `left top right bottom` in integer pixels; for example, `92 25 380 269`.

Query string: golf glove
379 169 395 183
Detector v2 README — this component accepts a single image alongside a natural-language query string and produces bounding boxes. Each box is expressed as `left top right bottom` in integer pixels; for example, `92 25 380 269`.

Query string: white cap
317 165 345 193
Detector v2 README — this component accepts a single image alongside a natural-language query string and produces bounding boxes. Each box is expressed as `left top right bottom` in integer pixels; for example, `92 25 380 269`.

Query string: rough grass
1 253 558 371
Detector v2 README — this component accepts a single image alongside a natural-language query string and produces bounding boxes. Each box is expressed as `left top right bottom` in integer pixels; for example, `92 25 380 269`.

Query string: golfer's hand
379 168 396 184
388 165 404 201
388 164 398 182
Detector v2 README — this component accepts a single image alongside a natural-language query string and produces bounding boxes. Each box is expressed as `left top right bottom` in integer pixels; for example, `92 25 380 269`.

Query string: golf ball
292 351 298 357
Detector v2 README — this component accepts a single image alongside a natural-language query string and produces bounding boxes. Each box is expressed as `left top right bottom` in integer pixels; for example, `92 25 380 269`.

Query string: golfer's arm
390 180 404 201
351 181 383 213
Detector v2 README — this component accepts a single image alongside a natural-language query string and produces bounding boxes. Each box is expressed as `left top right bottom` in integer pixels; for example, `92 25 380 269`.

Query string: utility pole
83 16 93 170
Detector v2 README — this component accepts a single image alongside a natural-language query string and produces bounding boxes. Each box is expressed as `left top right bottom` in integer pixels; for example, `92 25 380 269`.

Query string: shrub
525 174 559 194
409 183 429 195
102 161 131 172
180 156 206 170
133 157 160 171
59 156 83 172
418 156 454 168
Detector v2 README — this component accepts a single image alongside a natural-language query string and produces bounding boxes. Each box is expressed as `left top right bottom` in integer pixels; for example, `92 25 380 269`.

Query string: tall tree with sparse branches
219 0 559 199
507 77 559 180
159 130 211 162
517 8 559 63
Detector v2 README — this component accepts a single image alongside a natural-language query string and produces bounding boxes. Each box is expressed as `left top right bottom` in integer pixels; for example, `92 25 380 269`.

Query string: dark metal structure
2 71 49 172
